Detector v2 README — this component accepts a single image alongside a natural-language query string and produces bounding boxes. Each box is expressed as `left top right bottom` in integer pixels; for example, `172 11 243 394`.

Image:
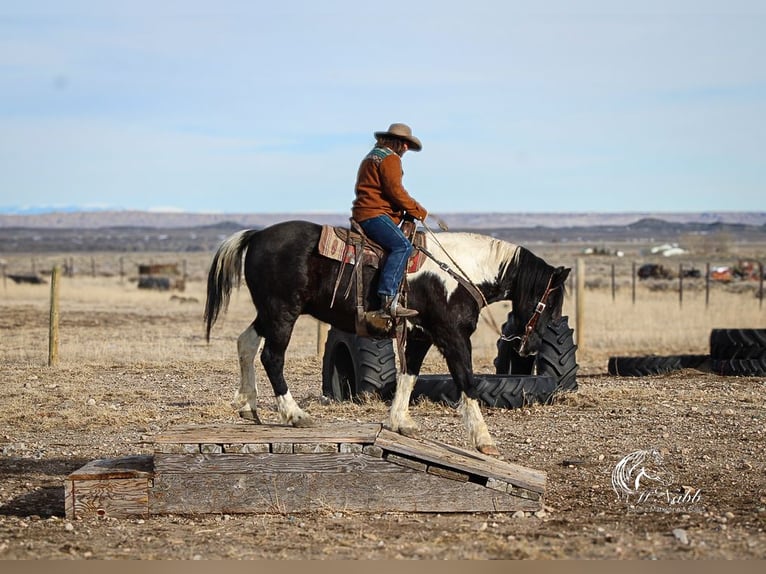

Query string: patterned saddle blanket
317 225 427 273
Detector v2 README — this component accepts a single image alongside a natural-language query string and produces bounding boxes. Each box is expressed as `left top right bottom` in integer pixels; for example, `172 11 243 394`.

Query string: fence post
705 262 710 309
611 263 616 302
678 263 683 308
48 265 61 366
760 262 764 310
576 258 585 350
631 261 636 304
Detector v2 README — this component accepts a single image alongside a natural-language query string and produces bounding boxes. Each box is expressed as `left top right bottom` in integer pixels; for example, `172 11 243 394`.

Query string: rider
352 123 428 318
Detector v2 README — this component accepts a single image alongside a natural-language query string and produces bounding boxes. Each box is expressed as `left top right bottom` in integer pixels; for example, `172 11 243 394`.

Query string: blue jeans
358 215 414 297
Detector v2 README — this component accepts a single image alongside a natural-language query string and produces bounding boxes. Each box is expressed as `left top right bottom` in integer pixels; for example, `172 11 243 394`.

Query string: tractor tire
412 374 559 409
535 317 579 392
411 375 461 408
493 314 536 375
607 355 683 377
321 328 397 401
711 358 766 377
495 315 579 391
710 329 766 360
678 354 710 369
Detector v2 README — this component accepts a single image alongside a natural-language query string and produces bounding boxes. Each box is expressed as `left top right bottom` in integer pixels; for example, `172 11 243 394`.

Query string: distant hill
1 211 765 254
1 210 765 230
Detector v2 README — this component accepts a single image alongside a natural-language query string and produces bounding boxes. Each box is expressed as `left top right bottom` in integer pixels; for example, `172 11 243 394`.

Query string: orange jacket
352 146 427 224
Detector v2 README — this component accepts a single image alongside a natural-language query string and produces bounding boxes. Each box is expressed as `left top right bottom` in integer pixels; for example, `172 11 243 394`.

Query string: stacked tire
607 328 766 377
710 329 766 376
607 354 709 376
321 314 579 410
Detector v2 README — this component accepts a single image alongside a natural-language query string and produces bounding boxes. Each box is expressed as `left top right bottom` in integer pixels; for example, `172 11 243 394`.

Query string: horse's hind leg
259 332 313 428
236 323 263 422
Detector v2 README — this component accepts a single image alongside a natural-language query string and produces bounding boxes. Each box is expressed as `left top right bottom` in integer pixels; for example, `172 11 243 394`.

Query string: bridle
419 219 560 354
500 273 558 354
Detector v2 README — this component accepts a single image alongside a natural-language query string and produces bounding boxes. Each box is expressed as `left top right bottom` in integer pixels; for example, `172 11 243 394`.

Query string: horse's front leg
385 371 419 437
458 393 500 457
260 340 313 428
444 341 500 456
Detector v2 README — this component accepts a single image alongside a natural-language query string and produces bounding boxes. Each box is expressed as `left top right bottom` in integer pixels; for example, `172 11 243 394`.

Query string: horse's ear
554 266 571 286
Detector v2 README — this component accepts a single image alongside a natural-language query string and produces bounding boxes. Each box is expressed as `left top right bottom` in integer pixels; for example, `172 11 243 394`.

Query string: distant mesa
1 210 765 230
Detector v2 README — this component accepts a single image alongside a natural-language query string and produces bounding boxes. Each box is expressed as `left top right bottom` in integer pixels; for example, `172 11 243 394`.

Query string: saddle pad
317 225 427 273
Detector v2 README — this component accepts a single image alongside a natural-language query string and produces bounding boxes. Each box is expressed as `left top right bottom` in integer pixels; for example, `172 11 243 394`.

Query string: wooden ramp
65 423 546 519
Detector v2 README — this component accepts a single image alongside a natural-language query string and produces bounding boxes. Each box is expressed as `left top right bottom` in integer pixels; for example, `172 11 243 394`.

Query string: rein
418 221 558 354
419 220 511 339
501 274 558 353
418 220 487 310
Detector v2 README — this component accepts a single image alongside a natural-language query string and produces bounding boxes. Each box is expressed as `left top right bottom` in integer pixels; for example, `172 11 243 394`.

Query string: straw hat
374 123 422 151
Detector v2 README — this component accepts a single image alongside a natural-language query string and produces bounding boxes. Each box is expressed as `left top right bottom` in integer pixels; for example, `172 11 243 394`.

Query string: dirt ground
1 276 765 560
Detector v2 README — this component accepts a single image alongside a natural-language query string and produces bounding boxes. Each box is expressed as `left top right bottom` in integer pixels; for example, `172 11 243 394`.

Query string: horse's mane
506 245 561 304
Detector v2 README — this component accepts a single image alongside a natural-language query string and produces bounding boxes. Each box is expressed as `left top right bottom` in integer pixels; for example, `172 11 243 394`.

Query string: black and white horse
204 220 569 455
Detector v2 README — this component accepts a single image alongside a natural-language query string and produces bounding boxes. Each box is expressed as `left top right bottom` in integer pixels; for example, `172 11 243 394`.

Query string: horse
204 220 570 456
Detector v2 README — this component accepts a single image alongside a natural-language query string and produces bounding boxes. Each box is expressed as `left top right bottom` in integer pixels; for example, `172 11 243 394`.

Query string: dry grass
567 287 765 369
2 272 764 370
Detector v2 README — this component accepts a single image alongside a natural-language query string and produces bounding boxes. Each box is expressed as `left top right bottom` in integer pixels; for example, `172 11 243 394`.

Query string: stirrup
382 294 419 318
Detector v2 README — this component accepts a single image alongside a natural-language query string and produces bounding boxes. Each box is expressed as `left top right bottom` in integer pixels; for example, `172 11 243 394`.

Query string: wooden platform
65 423 546 519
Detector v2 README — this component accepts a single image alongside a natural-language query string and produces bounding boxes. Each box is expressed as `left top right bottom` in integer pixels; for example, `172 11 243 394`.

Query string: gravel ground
1 288 765 559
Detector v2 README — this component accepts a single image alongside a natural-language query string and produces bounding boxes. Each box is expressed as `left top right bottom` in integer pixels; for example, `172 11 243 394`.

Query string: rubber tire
321 328 398 401
711 358 766 376
710 329 766 360
412 374 559 409
493 313 536 375
495 315 579 391
535 317 579 392
678 354 710 369
607 355 683 376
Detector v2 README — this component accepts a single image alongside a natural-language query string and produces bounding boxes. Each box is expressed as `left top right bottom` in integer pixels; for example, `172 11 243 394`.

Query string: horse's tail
204 229 260 342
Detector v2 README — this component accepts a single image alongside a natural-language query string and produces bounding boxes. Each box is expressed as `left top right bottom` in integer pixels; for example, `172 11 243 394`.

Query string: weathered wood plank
154 423 382 446
374 430 546 493
66 455 153 480
153 453 402 475
67 478 150 519
149 470 541 514
427 464 470 483
65 456 154 519
223 443 270 454
385 453 428 472
293 442 338 454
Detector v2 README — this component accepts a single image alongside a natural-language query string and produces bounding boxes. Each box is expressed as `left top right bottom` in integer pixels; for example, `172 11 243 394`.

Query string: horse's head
504 249 570 356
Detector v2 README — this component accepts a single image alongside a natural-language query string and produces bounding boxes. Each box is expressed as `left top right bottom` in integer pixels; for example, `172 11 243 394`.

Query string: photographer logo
611 448 702 512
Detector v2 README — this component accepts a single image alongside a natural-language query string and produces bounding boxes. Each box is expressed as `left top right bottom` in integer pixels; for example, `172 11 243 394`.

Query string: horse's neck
428 233 518 286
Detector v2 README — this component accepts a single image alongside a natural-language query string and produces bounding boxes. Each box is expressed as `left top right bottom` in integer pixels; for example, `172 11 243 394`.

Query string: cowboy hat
374 123 422 151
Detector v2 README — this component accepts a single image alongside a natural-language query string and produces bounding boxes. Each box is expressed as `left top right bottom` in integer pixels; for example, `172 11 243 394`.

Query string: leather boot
380 294 419 318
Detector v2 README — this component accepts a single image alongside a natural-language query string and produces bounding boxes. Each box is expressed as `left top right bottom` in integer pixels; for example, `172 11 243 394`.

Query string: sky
1 0 764 215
